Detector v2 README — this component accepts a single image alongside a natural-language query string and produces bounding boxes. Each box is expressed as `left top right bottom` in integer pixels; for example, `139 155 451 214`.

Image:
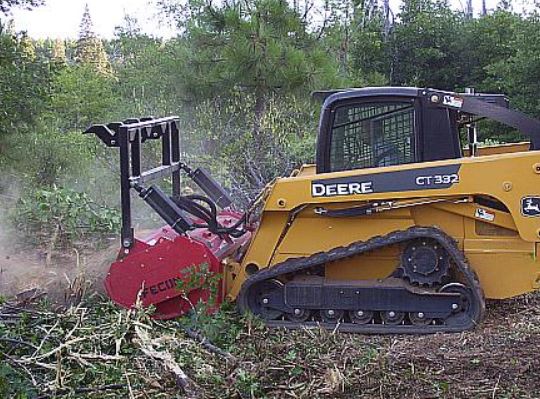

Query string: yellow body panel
228 146 540 301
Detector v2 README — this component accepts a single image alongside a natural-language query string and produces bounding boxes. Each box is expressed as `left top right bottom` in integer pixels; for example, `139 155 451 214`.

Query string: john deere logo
521 197 540 217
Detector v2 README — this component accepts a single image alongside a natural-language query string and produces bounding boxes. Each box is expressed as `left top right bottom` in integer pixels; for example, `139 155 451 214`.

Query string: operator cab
315 87 540 174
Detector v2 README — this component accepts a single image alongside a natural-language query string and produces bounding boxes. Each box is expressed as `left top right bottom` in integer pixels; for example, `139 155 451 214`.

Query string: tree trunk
253 89 267 139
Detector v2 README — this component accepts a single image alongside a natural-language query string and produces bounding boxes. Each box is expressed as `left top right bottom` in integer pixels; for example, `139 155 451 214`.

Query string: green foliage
390 0 464 89
75 4 111 74
112 21 180 116
174 264 247 348
3 0 540 254
0 0 43 14
1 125 97 186
2 290 540 398
176 262 221 307
486 13 540 118
234 368 263 397
3 2 540 397
50 64 119 130
183 0 340 95
185 301 247 350
349 24 391 85
177 0 342 136
0 363 35 398
220 95 317 191
0 31 52 135
13 186 120 248
458 10 522 90
178 93 318 199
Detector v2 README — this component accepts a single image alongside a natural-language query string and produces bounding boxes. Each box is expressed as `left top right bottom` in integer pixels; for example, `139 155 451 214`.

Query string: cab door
317 97 419 173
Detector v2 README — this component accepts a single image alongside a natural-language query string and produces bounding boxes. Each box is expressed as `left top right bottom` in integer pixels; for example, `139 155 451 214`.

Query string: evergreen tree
75 3 110 74
180 0 341 136
51 38 67 66
390 0 463 89
19 32 35 61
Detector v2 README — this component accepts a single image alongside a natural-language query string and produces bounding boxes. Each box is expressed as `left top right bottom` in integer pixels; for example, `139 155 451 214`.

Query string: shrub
13 186 120 249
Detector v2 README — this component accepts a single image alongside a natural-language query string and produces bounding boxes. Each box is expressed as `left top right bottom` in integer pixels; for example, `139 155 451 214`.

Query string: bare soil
0 241 116 302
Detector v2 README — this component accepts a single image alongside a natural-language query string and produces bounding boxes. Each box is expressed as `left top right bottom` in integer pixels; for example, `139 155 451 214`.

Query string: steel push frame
85 117 183 249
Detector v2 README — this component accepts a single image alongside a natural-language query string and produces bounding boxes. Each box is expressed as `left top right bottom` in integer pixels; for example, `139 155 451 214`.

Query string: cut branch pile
0 294 238 398
2 290 540 398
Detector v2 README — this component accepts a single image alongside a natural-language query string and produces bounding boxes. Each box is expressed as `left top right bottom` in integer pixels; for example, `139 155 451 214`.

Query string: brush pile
1 288 540 398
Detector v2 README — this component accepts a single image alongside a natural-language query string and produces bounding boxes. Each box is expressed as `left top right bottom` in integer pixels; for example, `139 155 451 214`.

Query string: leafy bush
179 94 318 205
13 186 120 249
0 363 36 399
0 124 99 187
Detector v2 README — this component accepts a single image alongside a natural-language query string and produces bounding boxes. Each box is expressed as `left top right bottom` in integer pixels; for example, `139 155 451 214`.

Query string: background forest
2 0 540 217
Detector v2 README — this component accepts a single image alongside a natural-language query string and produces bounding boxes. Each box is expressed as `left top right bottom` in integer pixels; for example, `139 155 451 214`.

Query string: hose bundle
172 194 247 238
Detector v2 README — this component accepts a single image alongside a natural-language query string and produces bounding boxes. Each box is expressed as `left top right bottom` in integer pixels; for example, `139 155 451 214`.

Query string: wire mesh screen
330 101 416 171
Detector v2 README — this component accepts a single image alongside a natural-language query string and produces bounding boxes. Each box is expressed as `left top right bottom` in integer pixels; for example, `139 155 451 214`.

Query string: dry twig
134 324 200 399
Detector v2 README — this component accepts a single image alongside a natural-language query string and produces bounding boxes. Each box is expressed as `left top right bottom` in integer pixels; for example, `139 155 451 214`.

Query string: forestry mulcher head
85 117 252 319
87 87 540 334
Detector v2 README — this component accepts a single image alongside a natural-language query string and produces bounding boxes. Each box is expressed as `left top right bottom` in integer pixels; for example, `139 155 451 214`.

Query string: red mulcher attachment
85 117 252 319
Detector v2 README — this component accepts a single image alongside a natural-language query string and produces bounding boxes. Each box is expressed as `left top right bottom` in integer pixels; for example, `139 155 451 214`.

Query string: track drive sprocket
399 238 450 287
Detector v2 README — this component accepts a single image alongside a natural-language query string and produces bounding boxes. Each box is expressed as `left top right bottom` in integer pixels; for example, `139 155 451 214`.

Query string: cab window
330 101 416 172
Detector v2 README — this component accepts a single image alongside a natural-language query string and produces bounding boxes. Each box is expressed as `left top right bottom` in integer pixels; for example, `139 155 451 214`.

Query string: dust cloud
0 181 119 304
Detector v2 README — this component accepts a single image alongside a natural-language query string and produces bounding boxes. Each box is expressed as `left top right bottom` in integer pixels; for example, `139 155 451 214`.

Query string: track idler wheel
246 279 284 320
439 282 477 326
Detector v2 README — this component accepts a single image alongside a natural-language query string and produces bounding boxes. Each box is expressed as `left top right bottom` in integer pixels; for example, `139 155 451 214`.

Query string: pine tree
19 32 35 61
182 0 340 136
51 38 67 66
75 3 110 74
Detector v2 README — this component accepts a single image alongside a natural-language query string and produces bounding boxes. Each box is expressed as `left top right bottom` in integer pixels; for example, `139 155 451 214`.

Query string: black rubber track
237 227 486 334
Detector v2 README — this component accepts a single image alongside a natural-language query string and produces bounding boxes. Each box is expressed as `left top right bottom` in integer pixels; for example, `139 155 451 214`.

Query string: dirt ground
356 295 540 398
0 240 115 302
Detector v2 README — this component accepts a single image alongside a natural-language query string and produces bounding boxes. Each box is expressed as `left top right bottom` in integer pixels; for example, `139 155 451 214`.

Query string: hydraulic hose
172 194 247 238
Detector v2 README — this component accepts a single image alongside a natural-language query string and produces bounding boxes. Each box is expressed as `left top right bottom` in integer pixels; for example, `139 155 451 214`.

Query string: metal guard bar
85 117 183 250
84 116 180 148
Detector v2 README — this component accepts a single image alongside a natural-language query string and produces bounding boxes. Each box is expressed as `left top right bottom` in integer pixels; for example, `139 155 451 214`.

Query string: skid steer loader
85 87 540 333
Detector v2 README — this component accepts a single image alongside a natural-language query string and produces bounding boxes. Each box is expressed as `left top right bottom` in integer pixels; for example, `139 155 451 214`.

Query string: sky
1 0 532 40
6 0 177 39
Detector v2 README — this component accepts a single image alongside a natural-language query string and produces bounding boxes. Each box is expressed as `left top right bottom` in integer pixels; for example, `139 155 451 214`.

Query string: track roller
349 310 374 324
381 310 405 325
